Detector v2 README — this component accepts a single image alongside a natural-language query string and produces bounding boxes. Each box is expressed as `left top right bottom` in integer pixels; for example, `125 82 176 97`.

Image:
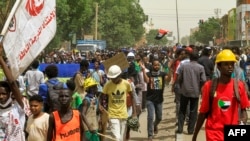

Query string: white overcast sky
139 0 236 39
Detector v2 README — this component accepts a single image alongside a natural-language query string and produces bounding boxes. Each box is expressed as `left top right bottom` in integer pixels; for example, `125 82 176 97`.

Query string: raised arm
140 62 149 83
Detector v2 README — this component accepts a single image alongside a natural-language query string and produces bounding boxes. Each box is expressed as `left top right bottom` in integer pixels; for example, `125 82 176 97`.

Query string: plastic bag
85 131 100 141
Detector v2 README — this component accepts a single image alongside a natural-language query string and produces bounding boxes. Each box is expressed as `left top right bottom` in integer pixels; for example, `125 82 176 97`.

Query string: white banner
3 0 56 79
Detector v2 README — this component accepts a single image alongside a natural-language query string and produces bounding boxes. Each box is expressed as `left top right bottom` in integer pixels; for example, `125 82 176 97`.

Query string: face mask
0 93 12 108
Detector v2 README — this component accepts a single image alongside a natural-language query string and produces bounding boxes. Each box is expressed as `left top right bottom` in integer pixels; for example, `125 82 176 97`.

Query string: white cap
107 65 122 78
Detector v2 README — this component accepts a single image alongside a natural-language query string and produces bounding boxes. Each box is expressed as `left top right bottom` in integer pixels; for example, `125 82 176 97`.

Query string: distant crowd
1 44 250 141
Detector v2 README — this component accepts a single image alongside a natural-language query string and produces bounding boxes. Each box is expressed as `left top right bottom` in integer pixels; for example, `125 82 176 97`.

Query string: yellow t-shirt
103 79 132 119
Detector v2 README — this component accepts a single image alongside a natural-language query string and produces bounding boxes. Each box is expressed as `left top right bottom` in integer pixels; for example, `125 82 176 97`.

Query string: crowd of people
0 44 250 141
170 45 250 141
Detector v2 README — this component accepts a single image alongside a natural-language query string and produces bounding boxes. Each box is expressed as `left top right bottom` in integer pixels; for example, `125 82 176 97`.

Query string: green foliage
191 17 221 45
48 0 94 50
146 29 168 46
1 0 146 50
98 0 146 48
0 0 15 33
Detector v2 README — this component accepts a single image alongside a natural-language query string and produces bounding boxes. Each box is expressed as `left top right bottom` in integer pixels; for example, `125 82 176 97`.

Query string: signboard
84 35 94 40
103 53 129 72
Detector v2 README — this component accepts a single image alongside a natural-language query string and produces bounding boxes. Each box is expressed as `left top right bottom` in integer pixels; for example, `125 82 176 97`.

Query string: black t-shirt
146 72 166 103
198 56 214 80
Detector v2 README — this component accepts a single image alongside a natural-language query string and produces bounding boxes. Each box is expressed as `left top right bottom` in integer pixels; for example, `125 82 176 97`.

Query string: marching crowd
0 44 250 141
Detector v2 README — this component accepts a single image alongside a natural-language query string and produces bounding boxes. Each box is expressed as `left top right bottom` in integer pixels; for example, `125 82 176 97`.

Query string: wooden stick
97 132 117 141
0 0 22 36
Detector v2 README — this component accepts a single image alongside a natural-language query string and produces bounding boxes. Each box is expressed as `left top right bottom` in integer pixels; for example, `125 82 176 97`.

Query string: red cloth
199 79 249 141
172 60 180 82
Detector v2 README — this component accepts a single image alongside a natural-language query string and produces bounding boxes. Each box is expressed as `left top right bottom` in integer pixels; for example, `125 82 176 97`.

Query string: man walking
100 65 137 141
176 52 206 134
141 59 169 141
47 84 88 141
24 60 44 97
192 49 249 141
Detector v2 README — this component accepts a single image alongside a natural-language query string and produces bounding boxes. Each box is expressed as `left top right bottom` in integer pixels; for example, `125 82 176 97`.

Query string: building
232 0 250 46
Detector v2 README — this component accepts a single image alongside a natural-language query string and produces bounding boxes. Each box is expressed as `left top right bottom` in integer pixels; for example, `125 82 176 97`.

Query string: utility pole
95 3 98 40
149 18 154 30
176 0 180 43
246 18 249 46
214 8 221 19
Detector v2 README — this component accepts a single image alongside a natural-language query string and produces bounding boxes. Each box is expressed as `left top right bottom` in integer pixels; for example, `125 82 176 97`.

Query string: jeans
177 95 199 133
141 91 147 110
174 84 181 119
147 100 163 137
109 119 127 141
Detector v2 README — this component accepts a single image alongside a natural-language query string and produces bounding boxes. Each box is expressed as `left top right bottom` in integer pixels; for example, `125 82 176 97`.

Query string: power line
142 8 232 11
146 13 216 16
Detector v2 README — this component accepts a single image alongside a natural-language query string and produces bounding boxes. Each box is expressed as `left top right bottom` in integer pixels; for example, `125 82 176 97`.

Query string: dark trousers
177 94 199 133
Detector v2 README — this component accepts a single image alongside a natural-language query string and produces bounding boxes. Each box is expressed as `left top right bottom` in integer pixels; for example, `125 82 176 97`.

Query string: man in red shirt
192 49 249 141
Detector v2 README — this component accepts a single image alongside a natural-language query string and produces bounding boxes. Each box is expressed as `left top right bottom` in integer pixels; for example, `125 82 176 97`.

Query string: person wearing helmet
81 77 100 141
100 65 137 141
192 49 249 141
127 52 139 86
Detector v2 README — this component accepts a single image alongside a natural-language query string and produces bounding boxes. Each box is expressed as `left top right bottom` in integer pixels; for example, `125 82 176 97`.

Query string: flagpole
0 0 23 104
175 0 180 43
0 0 22 39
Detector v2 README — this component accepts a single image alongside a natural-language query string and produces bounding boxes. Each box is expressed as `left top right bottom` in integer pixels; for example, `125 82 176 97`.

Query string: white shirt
24 69 45 96
0 101 26 141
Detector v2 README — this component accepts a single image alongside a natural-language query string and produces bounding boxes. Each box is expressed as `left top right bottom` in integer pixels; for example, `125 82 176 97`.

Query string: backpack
239 56 246 70
46 81 64 113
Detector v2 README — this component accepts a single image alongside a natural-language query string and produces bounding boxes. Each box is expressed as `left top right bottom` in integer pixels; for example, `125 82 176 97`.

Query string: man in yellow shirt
101 65 137 141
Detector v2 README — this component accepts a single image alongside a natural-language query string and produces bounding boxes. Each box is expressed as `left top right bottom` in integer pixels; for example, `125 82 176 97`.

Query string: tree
146 29 168 46
191 17 221 45
47 0 95 51
1 0 147 50
0 0 15 35
97 0 146 48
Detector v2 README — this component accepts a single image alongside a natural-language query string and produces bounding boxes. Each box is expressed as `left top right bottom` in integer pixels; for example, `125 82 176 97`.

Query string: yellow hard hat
215 49 237 63
84 77 98 90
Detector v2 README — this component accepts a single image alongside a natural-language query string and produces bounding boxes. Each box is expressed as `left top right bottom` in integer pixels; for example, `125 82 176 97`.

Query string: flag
155 29 168 40
3 0 56 79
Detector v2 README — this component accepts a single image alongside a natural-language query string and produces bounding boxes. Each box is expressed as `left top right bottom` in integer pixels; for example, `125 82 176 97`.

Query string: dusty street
129 85 176 141
105 85 250 141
